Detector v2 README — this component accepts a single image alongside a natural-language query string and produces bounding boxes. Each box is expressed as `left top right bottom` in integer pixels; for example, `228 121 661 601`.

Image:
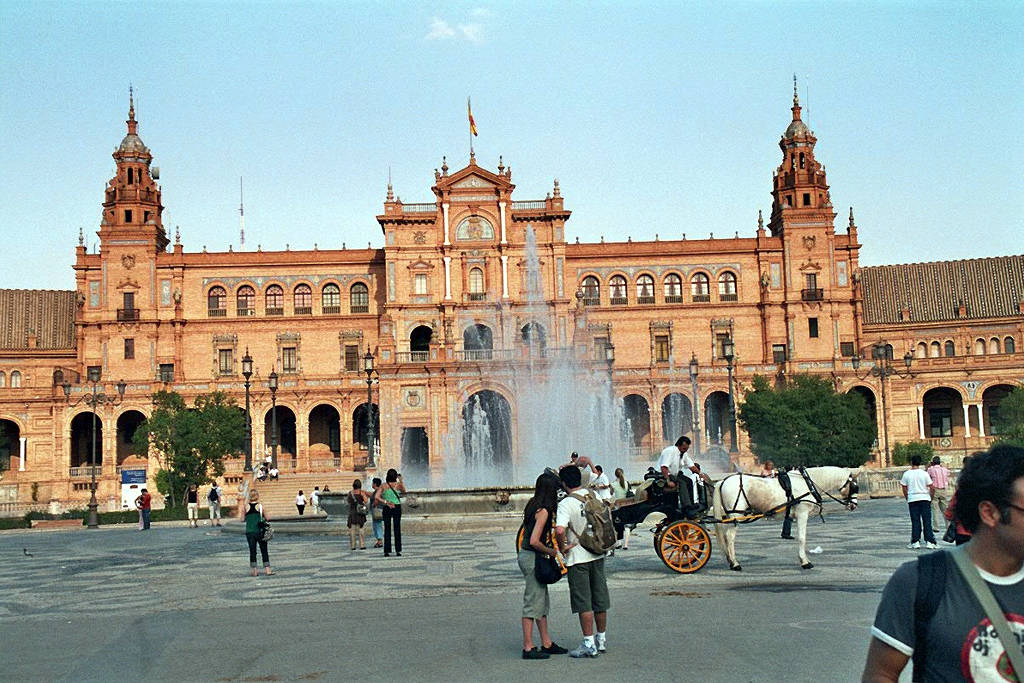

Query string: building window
802 273 823 301
930 341 941 358
265 285 284 315
351 282 370 312
281 347 297 373
609 275 627 305
691 273 710 302
118 291 138 321
718 272 738 301
10 370 21 388
663 274 683 303
322 284 341 314
207 286 227 316
772 344 787 364
802 192 811 206
840 341 855 357
124 338 135 360
1006 336 1016 354
975 338 986 355
715 333 731 360
124 209 132 223
294 284 312 315
989 338 1001 354
344 344 359 371
637 275 655 304
928 408 952 437
0 371 5 387
654 335 670 363
236 286 255 316
413 274 428 296
581 276 600 305
218 348 233 375
808 318 819 338
944 340 955 357
87 365 101 381
159 363 174 383
468 268 485 301
593 336 608 360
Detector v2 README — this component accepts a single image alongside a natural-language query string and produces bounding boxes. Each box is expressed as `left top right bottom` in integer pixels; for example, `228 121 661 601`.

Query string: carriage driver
657 436 713 509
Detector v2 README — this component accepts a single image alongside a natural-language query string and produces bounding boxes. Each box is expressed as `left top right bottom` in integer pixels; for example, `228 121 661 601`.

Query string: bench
30 519 84 529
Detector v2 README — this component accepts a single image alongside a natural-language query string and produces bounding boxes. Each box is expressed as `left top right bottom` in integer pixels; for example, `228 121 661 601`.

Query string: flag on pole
468 97 478 137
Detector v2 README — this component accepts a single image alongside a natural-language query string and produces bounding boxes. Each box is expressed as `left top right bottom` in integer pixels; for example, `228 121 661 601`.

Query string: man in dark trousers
135 488 152 530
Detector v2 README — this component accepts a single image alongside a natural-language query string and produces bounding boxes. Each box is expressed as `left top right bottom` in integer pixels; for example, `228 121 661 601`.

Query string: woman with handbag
370 477 384 548
241 490 272 576
517 470 572 660
374 468 406 557
610 467 633 550
347 479 371 550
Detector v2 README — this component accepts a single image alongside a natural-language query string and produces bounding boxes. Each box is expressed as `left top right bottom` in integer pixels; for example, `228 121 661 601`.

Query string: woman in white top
295 490 307 516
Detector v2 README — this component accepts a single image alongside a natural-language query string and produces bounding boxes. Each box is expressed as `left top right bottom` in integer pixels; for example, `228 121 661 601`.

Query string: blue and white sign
121 469 147 484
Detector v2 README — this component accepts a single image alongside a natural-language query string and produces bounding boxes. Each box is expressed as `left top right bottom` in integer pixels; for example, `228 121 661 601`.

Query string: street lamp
62 369 126 529
852 342 914 468
722 337 738 453
689 353 702 457
241 349 253 472
363 351 377 469
268 369 278 469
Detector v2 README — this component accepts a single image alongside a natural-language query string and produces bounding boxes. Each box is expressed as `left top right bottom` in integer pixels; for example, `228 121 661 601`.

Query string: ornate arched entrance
70 412 102 468
461 390 513 472
622 394 651 450
661 393 693 443
116 410 147 467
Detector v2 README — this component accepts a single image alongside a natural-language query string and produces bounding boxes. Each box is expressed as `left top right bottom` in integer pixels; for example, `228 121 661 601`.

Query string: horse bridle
822 474 859 510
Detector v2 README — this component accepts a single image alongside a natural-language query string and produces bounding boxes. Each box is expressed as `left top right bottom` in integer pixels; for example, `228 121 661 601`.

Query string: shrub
892 441 934 467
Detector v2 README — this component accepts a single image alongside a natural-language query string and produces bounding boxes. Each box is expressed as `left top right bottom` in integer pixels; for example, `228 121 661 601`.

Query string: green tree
737 374 875 468
892 441 934 467
992 385 1024 448
134 390 245 505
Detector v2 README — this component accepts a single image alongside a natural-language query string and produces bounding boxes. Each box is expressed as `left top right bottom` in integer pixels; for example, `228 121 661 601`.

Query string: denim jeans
908 500 935 543
372 517 383 541
141 509 151 529
383 505 402 554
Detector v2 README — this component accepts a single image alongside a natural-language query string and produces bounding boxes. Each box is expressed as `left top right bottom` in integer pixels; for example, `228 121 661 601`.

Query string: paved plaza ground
0 497 930 682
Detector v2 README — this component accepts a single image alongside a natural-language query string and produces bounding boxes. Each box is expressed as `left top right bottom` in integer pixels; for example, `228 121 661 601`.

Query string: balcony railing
69 466 102 478
512 200 546 210
396 351 430 363
322 305 341 315
351 304 369 314
692 294 710 303
637 295 656 305
582 297 600 306
236 308 254 317
117 308 139 321
610 296 627 306
801 288 824 301
266 307 284 316
720 293 738 302
294 306 312 315
208 308 227 317
456 349 514 362
467 293 487 301
664 295 683 304
401 203 437 213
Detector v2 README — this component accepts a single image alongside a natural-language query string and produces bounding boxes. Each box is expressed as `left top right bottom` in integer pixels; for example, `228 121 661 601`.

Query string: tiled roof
0 290 76 349
862 255 1024 325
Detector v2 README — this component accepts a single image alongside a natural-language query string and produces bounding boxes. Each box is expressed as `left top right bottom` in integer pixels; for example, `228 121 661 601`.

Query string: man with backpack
555 466 613 659
208 481 223 527
862 445 1024 682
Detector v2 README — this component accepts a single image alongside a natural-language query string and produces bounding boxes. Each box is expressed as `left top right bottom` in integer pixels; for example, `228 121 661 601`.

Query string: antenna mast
239 177 245 251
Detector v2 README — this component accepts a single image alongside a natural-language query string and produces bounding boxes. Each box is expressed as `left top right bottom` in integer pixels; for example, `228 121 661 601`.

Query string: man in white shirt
899 455 936 549
555 466 609 658
657 436 711 508
590 465 613 502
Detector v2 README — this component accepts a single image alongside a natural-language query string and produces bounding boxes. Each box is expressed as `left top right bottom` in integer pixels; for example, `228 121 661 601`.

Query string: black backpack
208 487 219 503
912 551 947 682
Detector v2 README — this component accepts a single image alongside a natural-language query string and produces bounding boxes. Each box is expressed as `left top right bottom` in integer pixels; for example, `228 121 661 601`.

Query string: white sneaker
907 542 921 549
925 542 938 549
569 641 598 658
596 636 607 653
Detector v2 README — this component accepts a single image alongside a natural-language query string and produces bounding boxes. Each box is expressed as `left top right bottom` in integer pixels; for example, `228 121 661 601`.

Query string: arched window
207 286 227 316
321 284 340 313
664 274 683 303
350 282 369 313
915 342 927 359
265 285 284 315
10 371 21 388
691 273 710 301
975 338 986 355
236 286 255 316
468 267 485 300
0 371 5 387
989 338 1001 354
1006 336 1017 354
294 284 312 314
636 275 655 303
930 341 941 358
718 272 738 301
581 276 600 305
944 340 955 357
609 275 627 305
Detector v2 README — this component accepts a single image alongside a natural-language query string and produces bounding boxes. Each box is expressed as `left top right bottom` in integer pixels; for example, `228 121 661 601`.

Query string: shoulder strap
949 545 1024 681
912 551 947 682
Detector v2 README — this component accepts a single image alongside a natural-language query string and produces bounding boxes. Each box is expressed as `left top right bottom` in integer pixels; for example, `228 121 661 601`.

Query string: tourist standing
610 468 632 550
208 481 223 526
370 477 384 548
375 469 406 557
900 455 936 549
295 490 307 516
134 488 152 530
926 456 951 532
862 445 1024 681
347 479 370 550
518 471 570 660
310 486 321 515
242 490 272 576
759 460 776 478
590 465 613 502
186 484 199 528
555 466 610 658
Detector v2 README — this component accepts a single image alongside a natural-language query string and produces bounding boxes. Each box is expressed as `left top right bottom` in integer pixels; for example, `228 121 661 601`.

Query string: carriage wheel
656 521 712 574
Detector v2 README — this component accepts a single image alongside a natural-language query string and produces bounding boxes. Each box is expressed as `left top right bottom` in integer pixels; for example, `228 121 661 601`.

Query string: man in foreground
862 445 1024 682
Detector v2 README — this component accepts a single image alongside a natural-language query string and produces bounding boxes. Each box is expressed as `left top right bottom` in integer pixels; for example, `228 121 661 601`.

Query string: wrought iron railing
208 308 227 317
294 306 312 315
720 293 738 302
692 294 710 303
610 296 628 306
322 305 341 314
468 293 487 301
664 295 683 304
236 308 255 317
637 295 656 305
351 304 369 313
266 307 284 316
801 288 824 301
117 308 139 321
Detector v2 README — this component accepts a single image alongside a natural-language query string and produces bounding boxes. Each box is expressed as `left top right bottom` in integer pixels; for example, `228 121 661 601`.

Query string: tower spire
127 85 138 135
239 177 245 251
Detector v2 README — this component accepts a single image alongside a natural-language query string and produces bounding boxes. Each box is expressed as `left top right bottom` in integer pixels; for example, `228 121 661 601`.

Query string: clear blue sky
1 1 1021 290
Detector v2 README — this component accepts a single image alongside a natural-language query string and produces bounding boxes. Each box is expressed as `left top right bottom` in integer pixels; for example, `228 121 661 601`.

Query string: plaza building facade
1 91 1022 511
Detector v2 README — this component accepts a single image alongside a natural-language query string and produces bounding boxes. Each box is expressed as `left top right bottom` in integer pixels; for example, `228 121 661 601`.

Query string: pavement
0 498 933 682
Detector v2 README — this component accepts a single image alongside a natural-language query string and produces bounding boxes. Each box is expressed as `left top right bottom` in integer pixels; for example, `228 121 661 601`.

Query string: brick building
1 89 1021 510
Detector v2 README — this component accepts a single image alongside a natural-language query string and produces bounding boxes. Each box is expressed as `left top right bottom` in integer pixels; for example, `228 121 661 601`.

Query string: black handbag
258 519 273 542
534 551 563 584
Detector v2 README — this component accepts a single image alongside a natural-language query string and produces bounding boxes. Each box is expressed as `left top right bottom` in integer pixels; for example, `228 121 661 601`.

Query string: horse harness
721 467 857 524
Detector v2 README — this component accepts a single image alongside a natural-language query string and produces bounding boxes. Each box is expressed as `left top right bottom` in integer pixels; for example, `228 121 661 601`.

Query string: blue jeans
372 517 383 541
908 500 935 543
141 509 151 529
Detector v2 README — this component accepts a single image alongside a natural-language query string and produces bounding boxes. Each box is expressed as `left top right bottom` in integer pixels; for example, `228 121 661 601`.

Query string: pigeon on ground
23 548 33 557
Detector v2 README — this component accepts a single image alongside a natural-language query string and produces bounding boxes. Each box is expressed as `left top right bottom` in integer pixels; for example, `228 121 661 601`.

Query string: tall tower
98 88 168 253
239 176 246 250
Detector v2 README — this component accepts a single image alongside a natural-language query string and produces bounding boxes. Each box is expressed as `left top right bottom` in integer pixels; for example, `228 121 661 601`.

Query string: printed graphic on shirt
960 613 1024 682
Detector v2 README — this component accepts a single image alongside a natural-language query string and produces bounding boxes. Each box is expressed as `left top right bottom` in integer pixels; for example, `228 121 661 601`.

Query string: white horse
712 466 860 570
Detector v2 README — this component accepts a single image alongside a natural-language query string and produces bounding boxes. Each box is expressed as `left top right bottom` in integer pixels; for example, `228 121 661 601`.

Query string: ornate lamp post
268 369 278 469
241 349 253 472
62 368 126 529
689 353 702 456
363 351 377 469
723 337 738 453
852 342 913 468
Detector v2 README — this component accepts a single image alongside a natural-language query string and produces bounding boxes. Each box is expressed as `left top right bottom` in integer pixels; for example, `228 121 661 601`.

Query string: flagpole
468 96 474 159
